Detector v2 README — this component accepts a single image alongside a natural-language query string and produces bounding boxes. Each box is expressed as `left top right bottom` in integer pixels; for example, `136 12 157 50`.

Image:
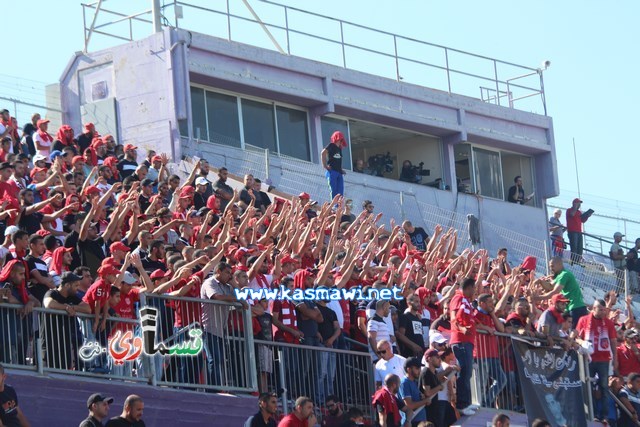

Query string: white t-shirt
327 300 344 329
34 132 51 157
374 354 406 384
367 314 393 359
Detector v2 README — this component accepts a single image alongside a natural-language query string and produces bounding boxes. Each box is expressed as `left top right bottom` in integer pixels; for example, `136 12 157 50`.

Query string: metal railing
472 329 594 421
254 339 375 420
80 0 547 114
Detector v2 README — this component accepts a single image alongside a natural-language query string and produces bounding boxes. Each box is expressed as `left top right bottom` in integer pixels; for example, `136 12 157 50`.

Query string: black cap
60 272 82 286
403 357 422 370
141 178 154 187
87 393 114 409
0 162 13 171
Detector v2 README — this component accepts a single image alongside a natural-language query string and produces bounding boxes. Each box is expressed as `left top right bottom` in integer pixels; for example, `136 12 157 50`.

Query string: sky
4 0 640 238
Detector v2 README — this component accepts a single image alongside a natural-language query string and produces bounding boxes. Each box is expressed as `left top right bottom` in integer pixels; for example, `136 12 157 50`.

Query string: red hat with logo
298 192 311 200
551 294 569 304
179 186 195 199
150 269 166 280
110 242 131 253
97 265 121 277
124 143 138 152
84 185 101 197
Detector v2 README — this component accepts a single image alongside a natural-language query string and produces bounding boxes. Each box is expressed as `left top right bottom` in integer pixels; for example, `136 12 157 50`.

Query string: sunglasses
377 349 388 355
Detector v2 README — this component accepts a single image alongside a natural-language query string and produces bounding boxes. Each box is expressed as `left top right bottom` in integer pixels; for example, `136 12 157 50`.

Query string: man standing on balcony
566 198 592 265
322 131 346 199
507 176 532 205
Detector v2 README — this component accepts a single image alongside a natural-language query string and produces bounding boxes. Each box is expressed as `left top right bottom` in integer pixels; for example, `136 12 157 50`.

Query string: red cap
152 155 162 163
520 256 537 272
298 192 311 200
29 167 47 179
331 131 346 144
84 185 101 197
72 155 84 165
551 294 570 304
179 186 195 199
36 119 50 127
110 242 131 253
91 137 105 148
572 198 582 204
35 229 50 237
150 269 166 280
97 265 121 277
124 144 138 152
281 256 297 264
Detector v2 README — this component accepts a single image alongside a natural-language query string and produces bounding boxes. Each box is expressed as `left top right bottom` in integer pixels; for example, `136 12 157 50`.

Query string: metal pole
539 71 548 116
241 0 285 54
444 48 452 94
625 269 629 305
278 347 288 415
399 191 405 221
84 0 104 53
226 0 231 40
244 307 258 391
544 238 550 275
340 21 346 68
264 148 270 180
393 35 400 82
493 60 500 106
152 0 162 33
284 6 290 55
572 138 581 199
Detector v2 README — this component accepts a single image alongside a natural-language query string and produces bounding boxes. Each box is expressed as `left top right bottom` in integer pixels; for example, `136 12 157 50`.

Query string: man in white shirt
367 300 395 361
374 339 406 388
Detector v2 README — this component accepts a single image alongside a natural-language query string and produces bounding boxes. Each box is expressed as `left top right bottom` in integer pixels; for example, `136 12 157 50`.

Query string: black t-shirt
508 185 525 204
18 210 43 235
79 415 104 427
408 227 429 251
44 289 82 306
138 194 151 213
105 417 146 427
239 186 253 207
325 143 343 172
117 159 138 179
296 301 319 342
214 179 234 211
0 384 20 427
65 230 81 271
398 312 426 357
248 412 276 427
193 192 207 210
141 257 167 273
255 313 273 341
77 236 106 276
317 304 338 342
77 132 93 153
25 255 50 303
419 367 440 404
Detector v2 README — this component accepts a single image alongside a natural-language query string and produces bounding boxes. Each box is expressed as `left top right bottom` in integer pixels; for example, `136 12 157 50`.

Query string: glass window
190 87 208 141
276 106 310 161
321 117 351 170
241 99 277 152
473 147 504 199
206 91 241 147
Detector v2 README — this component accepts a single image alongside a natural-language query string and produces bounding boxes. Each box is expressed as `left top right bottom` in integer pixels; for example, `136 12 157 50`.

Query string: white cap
429 332 448 345
122 271 138 285
195 177 209 186
4 226 19 237
33 154 48 163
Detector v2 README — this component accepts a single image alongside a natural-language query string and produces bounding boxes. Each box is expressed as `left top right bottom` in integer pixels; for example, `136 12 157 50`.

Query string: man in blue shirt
398 357 429 426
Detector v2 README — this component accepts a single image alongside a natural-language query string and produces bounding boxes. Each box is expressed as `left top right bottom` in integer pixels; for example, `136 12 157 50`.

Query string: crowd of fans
0 112 639 427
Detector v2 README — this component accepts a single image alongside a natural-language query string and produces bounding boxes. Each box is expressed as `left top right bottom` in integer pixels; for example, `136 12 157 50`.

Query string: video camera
368 152 394 177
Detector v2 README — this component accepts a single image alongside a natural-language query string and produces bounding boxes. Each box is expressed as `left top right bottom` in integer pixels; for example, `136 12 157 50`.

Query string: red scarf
50 247 70 276
0 260 29 304
256 273 269 289
37 129 53 143
55 125 75 146
549 307 565 325
371 387 401 425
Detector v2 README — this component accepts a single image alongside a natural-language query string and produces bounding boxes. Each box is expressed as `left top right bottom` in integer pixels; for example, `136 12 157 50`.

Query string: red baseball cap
152 155 162 163
281 256 297 264
124 143 138 152
84 185 101 197
35 229 50 237
29 167 48 179
110 242 131 253
72 155 84 165
179 186 195 199
97 265 121 277
551 294 569 304
572 198 583 204
91 137 105 148
298 192 311 200
150 269 166 280
36 119 50 127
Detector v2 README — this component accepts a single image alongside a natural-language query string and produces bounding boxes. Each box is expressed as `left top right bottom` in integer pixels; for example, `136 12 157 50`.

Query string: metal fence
81 0 547 114
472 329 594 421
254 340 375 420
